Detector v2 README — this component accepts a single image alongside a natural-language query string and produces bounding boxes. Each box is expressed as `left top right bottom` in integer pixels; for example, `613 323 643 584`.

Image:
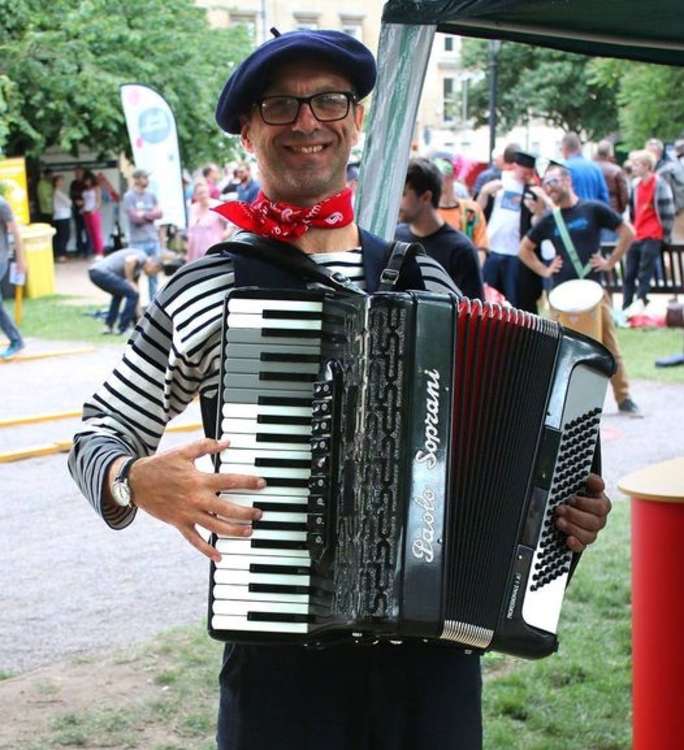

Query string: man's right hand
116 439 266 562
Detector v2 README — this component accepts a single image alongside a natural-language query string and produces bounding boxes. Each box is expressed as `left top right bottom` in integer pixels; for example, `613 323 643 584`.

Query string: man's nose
291 101 319 133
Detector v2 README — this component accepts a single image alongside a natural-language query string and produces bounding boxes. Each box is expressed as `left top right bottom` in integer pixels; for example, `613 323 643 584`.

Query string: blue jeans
482 252 520 307
88 267 139 332
623 238 662 308
0 256 22 345
129 240 160 300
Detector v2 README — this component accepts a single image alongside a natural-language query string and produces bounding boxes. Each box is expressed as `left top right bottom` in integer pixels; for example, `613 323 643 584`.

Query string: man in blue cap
69 28 612 750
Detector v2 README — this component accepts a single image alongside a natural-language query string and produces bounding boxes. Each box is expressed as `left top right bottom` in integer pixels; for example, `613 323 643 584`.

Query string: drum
548 279 604 341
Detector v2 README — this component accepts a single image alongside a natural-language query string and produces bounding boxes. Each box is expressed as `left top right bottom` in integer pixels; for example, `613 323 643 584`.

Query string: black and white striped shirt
68 247 458 529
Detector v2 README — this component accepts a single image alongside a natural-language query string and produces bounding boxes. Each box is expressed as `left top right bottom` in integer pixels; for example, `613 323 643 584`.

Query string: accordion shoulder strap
207 231 362 294
377 240 427 291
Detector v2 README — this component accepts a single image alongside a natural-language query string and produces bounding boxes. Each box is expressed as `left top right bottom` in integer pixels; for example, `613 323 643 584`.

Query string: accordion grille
441 620 494 649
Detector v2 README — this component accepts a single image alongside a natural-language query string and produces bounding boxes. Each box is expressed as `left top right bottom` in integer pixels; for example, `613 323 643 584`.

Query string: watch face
112 481 131 507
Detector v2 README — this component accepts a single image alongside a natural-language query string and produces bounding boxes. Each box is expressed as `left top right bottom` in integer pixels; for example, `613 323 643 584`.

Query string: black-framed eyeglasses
256 91 357 126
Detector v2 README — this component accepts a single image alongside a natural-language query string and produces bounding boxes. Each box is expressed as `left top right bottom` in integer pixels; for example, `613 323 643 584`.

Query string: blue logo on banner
138 107 171 144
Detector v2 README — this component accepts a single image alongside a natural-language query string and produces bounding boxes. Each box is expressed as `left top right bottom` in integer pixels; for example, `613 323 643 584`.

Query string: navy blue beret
216 29 377 134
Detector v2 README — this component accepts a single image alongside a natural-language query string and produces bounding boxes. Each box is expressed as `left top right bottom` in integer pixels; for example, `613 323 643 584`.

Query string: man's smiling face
240 59 364 205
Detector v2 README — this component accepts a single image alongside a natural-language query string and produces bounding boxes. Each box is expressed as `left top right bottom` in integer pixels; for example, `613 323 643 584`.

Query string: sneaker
101 325 115 335
0 341 25 359
624 299 645 319
618 397 642 416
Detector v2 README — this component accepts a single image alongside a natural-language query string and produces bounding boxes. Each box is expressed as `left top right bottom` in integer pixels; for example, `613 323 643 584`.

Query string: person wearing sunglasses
519 163 640 416
69 29 614 750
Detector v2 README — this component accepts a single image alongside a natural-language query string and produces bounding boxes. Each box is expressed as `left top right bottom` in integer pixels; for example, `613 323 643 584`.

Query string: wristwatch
111 457 138 508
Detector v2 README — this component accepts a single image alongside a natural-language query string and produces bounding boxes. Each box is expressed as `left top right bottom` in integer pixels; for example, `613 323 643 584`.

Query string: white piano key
211 615 310 634
213 599 309 616
214 569 310 586
228 314 322 331
228 299 323 314
219 433 311 451
223 403 312 418
221 449 311 463
220 464 310 479
222 419 312 435
215 538 310 558
219 485 309 497
251 529 308 542
258 511 308 524
214 553 311 570
213 585 310 604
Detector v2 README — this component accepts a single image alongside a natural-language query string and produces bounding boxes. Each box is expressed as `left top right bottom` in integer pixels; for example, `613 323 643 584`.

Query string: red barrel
620 457 684 750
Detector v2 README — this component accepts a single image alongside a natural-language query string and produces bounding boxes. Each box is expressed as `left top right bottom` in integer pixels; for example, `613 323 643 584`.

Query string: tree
459 39 619 140
589 59 684 150
0 0 252 166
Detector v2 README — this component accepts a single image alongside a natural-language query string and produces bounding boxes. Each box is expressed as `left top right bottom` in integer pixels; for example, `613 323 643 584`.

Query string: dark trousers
622 238 662 308
52 219 70 258
217 642 482 750
482 252 520 308
88 268 138 332
73 208 92 256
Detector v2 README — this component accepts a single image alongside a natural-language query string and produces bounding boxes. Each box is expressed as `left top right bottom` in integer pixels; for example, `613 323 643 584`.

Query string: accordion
208 287 615 659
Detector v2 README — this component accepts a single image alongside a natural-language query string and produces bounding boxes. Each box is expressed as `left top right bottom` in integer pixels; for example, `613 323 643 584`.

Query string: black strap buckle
379 268 400 288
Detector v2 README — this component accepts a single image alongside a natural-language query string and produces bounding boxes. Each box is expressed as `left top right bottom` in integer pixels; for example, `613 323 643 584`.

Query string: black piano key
247 612 315 623
259 477 310 488
251 539 308 550
248 583 312 595
258 395 312 407
256 433 311 444
262 328 321 339
257 415 312 425
253 502 309 513
250 563 312 575
262 310 322 320
255 458 311 469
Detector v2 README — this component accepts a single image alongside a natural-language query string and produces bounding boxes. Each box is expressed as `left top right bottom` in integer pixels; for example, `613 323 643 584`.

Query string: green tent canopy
382 0 684 66
357 0 684 238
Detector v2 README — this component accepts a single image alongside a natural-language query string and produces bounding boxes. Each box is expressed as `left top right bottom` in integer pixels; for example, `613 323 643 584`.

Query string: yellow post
14 283 23 325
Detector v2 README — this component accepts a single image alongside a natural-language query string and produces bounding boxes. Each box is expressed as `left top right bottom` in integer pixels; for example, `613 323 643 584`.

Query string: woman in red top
623 149 675 315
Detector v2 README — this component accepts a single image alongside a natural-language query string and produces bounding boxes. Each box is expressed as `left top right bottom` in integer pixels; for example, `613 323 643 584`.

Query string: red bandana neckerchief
212 188 354 241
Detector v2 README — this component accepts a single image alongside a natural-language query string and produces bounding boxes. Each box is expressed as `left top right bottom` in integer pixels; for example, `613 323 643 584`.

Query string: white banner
120 83 187 229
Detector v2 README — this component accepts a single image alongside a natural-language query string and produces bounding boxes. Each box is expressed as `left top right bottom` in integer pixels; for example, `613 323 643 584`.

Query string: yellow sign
0 157 30 224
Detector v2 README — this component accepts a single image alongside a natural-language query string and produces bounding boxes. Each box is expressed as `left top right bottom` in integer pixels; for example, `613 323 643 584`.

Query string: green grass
616 327 684 382
2 295 114 344
19 503 631 749
482 499 631 749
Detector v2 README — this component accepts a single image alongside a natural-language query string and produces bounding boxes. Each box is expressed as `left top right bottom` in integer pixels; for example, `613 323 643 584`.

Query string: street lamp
488 39 502 162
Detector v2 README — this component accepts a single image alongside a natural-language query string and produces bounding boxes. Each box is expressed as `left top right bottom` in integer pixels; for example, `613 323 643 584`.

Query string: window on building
444 36 454 52
443 77 456 123
229 12 257 40
294 14 320 30
340 15 364 40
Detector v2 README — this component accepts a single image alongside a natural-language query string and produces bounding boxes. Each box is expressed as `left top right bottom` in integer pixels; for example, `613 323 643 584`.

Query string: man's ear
240 116 255 154
351 103 365 145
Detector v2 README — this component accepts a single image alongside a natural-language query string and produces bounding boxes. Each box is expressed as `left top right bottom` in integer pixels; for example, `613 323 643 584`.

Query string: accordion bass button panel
521 361 610 637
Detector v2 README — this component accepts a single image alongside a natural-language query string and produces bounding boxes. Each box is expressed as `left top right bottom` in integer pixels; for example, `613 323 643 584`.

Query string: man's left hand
555 473 611 553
